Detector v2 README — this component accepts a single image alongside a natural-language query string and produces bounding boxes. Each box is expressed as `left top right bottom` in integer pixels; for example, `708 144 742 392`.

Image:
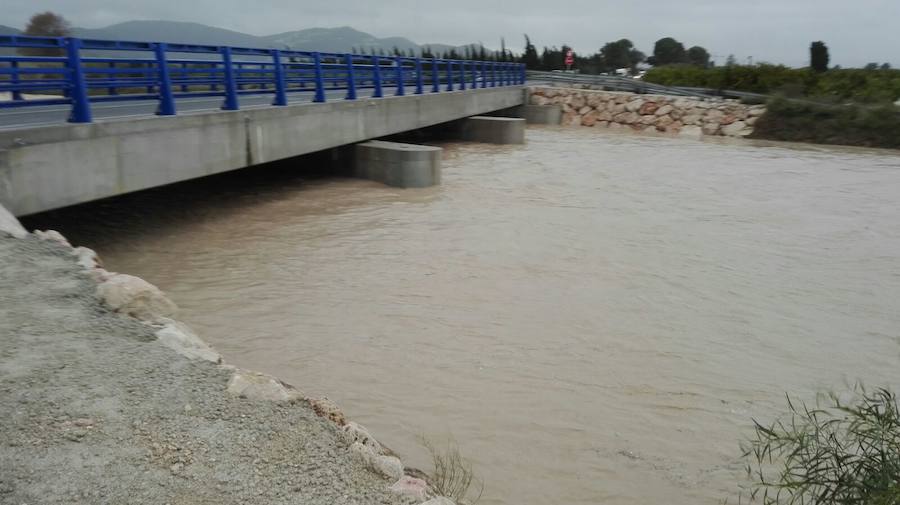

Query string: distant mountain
1 20 490 57
263 26 419 53
72 20 271 48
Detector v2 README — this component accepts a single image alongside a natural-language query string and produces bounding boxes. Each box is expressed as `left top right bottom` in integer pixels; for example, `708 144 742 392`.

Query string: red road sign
565 50 574 66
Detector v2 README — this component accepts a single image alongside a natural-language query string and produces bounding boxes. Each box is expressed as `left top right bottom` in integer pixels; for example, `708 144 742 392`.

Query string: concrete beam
521 105 562 125
0 87 524 216
459 116 526 144
354 141 441 188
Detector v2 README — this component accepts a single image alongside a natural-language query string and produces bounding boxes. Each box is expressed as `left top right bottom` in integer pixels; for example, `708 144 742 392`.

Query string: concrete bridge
0 36 528 216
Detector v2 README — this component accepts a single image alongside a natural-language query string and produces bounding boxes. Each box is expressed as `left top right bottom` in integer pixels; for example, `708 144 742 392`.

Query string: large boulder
96 273 178 321
638 102 660 115
154 318 221 363
655 104 674 116
581 110 600 127
389 476 429 501
34 229 71 246
624 98 644 113
342 421 383 453
722 120 753 137
226 369 302 402
308 397 347 426
0 204 26 238
529 94 550 106
701 122 721 136
373 455 404 480
679 125 704 139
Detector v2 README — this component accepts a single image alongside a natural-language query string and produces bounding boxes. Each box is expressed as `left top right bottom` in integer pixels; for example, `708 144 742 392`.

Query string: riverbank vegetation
740 386 900 505
750 98 900 149
422 436 484 505
644 65 900 103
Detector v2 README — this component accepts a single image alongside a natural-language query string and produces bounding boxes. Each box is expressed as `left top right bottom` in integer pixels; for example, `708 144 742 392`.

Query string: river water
27 127 900 504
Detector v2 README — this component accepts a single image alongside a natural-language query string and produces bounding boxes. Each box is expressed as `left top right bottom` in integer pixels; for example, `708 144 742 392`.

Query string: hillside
2 19 487 56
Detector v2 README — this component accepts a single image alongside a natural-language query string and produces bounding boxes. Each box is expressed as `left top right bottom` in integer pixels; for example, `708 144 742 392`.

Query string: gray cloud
5 0 898 67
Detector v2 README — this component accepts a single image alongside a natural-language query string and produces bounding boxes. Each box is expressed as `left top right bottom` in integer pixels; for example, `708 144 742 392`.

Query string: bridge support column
460 116 525 144
520 105 562 125
353 141 441 188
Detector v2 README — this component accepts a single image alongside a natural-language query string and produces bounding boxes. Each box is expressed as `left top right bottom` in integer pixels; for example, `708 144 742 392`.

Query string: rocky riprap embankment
529 86 766 138
0 204 455 505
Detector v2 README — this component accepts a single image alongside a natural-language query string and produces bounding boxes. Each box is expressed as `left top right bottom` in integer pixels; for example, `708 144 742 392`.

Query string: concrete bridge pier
459 116 526 144
353 141 441 188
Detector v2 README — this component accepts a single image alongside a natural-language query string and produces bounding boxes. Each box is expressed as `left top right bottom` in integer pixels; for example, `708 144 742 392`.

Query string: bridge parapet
0 35 526 125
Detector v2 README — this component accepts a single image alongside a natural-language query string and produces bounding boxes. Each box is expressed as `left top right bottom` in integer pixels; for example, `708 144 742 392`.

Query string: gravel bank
0 233 418 505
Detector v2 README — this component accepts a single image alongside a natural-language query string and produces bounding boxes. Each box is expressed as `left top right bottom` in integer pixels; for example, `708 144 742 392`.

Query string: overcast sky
5 0 899 68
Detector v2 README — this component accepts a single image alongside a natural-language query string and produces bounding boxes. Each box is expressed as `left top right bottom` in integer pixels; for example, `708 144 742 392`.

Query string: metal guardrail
526 71 753 100
0 35 527 123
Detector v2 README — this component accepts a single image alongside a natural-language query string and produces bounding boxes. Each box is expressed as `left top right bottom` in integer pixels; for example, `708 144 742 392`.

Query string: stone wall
528 86 766 138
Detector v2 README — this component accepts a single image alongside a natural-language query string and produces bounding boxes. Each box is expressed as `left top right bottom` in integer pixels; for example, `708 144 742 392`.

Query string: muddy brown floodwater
27 127 900 505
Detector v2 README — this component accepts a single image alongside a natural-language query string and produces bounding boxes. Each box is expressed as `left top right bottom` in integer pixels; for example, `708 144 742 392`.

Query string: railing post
220 46 239 110
520 64 526 84
106 61 118 95
394 56 405 96
180 62 189 92
430 58 439 93
10 61 23 101
479 61 487 89
372 55 383 98
65 38 92 123
312 52 326 103
153 43 176 116
458 61 466 90
490 61 497 87
471 60 478 89
272 49 288 105
446 60 454 91
414 58 424 95
344 53 357 100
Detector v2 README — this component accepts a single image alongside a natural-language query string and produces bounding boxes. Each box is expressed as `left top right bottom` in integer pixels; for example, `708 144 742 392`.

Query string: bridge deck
0 86 525 216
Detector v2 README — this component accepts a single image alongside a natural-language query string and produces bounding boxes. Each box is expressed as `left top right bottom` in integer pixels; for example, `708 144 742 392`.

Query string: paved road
0 80 527 131
0 86 407 130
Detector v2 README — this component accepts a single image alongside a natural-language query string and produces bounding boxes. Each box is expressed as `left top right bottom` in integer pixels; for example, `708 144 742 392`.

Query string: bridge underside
0 87 525 216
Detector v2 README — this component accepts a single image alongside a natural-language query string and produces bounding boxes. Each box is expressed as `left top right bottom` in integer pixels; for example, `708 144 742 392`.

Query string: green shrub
644 65 900 102
741 386 900 505
750 97 900 149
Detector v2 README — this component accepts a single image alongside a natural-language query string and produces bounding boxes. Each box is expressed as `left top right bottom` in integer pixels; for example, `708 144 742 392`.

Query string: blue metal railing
0 35 528 123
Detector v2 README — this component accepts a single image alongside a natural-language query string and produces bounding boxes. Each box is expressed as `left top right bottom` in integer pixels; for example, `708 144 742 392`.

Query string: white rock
722 120 752 137
154 318 221 363
34 230 71 247
624 99 644 113
342 421 383 453
389 476 429 501
373 455 404 480
72 246 100 270
226 370 300 402
749 106 767 116
701 122 721 136
350 441 377 464
655 104 674 116
0 204 27 238
96 273 178 321
529 95 550 106
679 125 704 139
